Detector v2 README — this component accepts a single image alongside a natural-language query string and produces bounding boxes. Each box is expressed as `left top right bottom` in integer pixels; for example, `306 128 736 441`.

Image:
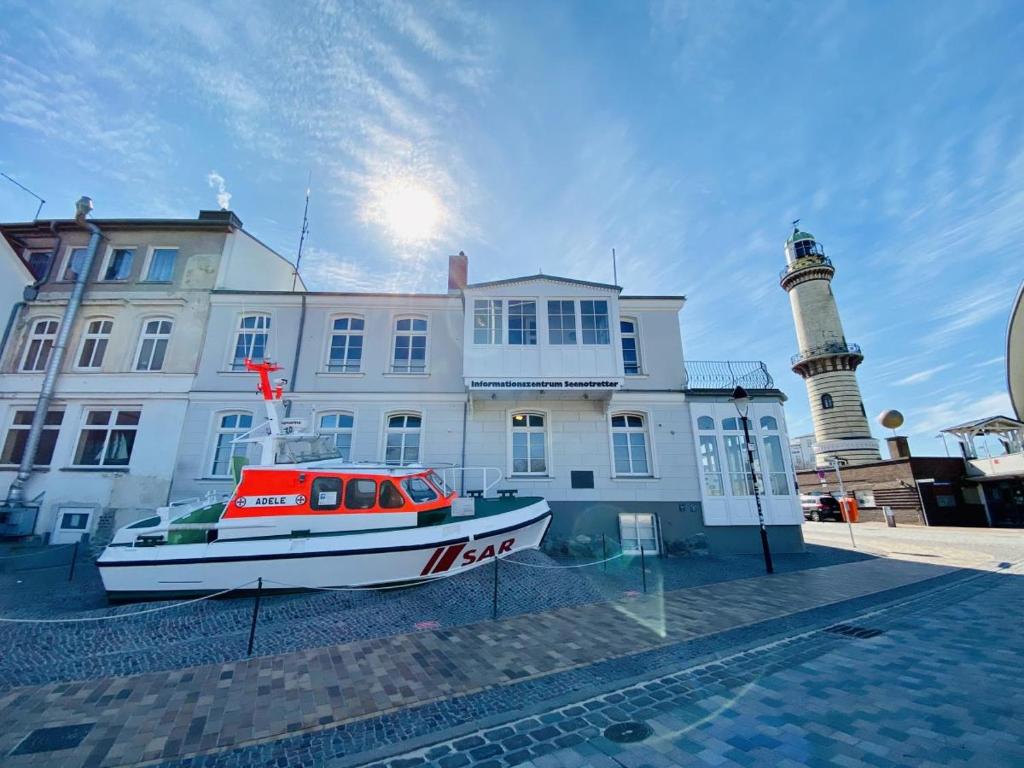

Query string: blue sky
1 0 1022 454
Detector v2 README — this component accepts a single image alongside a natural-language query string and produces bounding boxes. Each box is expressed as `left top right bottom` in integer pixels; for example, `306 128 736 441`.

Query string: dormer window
507 300 537 345
473 300 502 344
547 300 577 344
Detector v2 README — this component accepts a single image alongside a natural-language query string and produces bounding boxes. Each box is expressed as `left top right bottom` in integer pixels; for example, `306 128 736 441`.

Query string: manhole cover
823 623 884 639
10 724 94 755
604 721 652 743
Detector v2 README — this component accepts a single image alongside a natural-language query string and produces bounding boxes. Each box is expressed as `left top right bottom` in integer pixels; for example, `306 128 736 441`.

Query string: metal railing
683 361 774 391
779 255 833 281
791 342 862 366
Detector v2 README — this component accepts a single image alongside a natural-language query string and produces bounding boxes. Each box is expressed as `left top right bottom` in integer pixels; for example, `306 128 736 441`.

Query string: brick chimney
448 251 468 292
886 435 911 459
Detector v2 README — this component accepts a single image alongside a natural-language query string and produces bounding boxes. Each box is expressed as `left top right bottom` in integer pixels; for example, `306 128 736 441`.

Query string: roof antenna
792 218 800 234
612 247 618 286
1 172 45 220
291 172 311 292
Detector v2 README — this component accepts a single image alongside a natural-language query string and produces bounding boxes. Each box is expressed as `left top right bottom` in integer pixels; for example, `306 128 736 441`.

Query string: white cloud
207 171 232 210
894 363 953 386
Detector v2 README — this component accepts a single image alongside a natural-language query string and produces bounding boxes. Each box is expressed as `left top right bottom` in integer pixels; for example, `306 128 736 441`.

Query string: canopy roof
941 415 1024 436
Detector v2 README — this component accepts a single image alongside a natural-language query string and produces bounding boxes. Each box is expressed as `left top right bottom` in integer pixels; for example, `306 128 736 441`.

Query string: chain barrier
0 580 257 624
498 551 626 569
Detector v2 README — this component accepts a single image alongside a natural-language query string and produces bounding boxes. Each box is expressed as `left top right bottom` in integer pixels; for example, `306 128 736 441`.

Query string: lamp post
730 386 773 574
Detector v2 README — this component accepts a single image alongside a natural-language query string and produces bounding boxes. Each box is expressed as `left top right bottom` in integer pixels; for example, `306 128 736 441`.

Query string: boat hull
98 500 551 600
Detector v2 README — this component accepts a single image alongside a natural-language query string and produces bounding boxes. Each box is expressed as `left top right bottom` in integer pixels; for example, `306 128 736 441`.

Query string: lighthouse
780 225 881 466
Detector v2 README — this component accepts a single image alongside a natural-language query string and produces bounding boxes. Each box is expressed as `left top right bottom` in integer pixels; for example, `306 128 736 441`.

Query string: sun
365 177 444 245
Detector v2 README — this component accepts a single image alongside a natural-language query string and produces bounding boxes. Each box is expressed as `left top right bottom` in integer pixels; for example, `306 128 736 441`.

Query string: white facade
0 212 299 542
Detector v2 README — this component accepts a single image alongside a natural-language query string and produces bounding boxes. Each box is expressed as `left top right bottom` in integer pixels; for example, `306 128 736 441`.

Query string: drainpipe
5 197 102 505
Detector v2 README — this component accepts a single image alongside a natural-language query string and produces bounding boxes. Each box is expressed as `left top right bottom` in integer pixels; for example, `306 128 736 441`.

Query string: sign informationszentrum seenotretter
468 379 621 389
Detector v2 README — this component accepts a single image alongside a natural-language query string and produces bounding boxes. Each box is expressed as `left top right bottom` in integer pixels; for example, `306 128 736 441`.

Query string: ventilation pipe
5 197 103 506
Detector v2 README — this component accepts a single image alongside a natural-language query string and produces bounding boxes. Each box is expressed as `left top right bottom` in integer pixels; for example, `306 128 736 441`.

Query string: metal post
67 540 78 582
640 545 647 593
247 577 263 656
742 415 774 574
602 533 607 572
832 458 856 548
492 556 499 620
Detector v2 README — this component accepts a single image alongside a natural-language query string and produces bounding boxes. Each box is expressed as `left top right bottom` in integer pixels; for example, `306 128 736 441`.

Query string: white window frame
609 411 654 477
390 315 429 374
324 314 365 373
382 412 423 466
134 317 174 372
229 312 272 371
618 512 660 555
506 299 538 345
60 246 90 282
99 245 136 282
508 410 551 477
74 317 114 371
20 317 59 372
758 415 791 496
71 406 141 468
318 411 355 461
207 410 255 478
580 299 611 345
620 316 644 375
473 299 503 345
0 408 64 467
546 299 578 345
141 246 179 283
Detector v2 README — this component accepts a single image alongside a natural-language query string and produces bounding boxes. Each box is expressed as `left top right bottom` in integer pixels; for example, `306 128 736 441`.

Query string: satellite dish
878 409 904 430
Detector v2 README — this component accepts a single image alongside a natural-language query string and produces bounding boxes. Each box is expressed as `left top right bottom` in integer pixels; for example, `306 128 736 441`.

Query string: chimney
448 251 468 292
886 435 911 459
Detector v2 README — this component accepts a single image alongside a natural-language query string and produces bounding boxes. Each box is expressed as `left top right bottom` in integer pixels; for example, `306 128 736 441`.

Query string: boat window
344 478 377 510
427 471 449 495
402 476 438 503
310 476 342 511
379 480 405 509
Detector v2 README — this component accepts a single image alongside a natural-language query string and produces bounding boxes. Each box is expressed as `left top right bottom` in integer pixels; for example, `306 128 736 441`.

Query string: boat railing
439 466 504 497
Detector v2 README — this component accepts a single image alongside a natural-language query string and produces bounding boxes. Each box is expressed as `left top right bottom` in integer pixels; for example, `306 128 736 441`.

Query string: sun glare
366 177 444 245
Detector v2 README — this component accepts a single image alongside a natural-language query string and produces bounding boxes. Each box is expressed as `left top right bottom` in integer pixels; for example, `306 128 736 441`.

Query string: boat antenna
612 247 618 286
291 172 311 292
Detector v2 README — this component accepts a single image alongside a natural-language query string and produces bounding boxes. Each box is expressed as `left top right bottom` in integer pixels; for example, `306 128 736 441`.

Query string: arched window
210 412 253 477
392 317 427 373
384 413 421 465
327 316 364 372
135 318 173 371
620 318 641 375
511 412 547 475
760 415 778 431
821 393 834 410
231 313 271 370
697 415 715 431
76 318 113 369
21 318 59 372
319 412 355 461
611 413 651 476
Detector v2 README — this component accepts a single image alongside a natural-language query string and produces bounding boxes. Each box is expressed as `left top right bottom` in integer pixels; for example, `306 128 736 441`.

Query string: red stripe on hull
420 547 445 576
431 543 467 574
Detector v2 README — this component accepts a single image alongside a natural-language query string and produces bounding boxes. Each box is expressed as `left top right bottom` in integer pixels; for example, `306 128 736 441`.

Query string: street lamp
730 386 774 574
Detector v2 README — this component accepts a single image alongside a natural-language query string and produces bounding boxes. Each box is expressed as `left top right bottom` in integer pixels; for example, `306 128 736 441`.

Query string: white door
51 507 93 545
618 513 659 555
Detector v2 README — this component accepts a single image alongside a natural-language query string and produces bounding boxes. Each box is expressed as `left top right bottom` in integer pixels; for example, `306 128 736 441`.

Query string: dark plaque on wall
571 471 595 489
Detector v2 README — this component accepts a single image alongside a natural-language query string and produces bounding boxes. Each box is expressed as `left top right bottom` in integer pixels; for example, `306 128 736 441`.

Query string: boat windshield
402 476 438 503
275 436 343 464
427 470 450 495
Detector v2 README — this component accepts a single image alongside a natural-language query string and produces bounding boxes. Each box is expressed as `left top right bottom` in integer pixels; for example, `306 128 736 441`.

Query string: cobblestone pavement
0 557 953 767
372 561 1024 768
0 544 869 689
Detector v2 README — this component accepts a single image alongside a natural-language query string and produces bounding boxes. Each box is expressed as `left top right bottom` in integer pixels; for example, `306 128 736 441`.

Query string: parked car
800 492 843 522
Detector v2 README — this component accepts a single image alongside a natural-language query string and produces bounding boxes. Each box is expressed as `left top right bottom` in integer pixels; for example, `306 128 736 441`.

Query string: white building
0 210 300 543
170 254 804 554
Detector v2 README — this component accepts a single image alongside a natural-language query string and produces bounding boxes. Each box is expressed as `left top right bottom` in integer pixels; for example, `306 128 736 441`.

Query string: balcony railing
791 342 862 366
684 360 774 391
779 255 833 282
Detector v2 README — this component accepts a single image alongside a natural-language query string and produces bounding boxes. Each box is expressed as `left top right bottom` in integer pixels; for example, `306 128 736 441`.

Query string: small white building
0 210 300 543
